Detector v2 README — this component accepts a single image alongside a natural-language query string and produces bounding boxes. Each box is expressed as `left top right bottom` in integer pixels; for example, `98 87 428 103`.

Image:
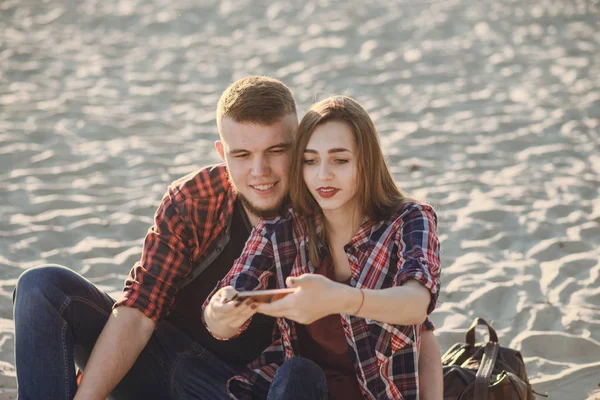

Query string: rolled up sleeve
393 205 441 315
113 188 194 322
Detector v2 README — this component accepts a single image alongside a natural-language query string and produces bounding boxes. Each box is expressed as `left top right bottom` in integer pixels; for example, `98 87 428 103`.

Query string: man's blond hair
216 76 297 134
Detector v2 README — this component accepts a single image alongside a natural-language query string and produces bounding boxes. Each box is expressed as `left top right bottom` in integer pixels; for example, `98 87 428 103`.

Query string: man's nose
251 156 271 177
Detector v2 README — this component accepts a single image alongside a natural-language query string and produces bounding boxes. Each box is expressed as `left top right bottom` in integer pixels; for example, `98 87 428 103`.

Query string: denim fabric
13 265 238 400
267 357 328 400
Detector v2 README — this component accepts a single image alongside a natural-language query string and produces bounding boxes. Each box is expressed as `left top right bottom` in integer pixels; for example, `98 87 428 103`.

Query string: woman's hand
204 286 258 339
255 274 352 324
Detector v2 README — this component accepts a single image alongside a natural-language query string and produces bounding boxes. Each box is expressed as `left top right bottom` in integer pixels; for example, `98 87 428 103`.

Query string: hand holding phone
205 286 259 339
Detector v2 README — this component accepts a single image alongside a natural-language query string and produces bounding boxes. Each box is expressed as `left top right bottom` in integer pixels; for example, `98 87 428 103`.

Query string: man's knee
13 264 77 304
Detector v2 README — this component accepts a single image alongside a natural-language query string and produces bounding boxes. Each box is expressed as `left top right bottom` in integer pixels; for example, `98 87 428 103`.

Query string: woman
204 96 441 400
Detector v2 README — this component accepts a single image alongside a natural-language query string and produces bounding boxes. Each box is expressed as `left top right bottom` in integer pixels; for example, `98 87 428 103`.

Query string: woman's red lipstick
316 187 340 198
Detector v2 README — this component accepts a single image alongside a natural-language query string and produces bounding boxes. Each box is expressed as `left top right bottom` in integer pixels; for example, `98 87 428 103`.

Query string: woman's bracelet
354 287 365 315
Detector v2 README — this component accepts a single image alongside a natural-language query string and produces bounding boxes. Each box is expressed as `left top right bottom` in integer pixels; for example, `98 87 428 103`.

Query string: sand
1 0 599 398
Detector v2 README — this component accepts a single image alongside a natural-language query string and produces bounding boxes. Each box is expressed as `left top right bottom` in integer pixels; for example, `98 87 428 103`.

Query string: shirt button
216 246 222 252
342 323 348 328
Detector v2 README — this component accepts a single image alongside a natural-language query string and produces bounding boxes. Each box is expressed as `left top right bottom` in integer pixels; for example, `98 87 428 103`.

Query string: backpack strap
466 318 499 345
474 341 500 400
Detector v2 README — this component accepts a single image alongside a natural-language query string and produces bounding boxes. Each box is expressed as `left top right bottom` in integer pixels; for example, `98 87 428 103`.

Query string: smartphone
230 288 296 304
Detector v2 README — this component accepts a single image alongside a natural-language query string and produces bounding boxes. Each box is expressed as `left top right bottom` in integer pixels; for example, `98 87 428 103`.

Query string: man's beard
227 173 288 219
237 192 289 219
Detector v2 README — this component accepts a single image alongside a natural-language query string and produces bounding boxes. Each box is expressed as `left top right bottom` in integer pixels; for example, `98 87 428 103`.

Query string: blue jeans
13 265 239 400
267 357 328 400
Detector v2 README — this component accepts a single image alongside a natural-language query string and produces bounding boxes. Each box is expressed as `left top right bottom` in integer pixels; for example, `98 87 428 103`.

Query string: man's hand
204 286 258 338
255 274 349 324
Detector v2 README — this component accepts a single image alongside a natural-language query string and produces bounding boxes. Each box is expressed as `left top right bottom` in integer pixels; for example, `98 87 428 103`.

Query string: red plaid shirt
208 203 441 400
114 164 237 321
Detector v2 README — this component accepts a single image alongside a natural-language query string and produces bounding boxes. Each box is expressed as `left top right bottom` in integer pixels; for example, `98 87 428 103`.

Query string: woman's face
302 120 359 215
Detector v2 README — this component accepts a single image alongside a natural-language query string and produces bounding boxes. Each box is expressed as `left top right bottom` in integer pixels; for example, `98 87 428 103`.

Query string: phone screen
232 288 296 304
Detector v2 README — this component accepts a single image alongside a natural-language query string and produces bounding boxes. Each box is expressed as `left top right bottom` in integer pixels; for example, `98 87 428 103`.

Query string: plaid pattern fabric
114 164 236 321
209 202 441 400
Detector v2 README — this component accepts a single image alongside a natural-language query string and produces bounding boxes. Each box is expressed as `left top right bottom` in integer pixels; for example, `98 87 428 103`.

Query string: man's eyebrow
229 143 291 154
304 148 352 154
228 148 249 154
266 143 292 151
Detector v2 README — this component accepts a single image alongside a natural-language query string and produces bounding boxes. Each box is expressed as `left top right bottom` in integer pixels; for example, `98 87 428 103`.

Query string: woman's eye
335 159 349 164
303 159 316 165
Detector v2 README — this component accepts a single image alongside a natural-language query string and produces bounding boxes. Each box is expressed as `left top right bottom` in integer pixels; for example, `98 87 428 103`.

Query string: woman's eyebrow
304 148 352 154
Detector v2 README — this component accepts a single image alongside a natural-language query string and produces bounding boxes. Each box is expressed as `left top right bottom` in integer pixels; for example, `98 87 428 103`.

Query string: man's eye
270 149 284 154
303 159 316 165
233 153 249 159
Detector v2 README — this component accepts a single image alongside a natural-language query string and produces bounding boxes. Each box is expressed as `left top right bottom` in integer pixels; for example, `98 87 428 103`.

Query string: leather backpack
442 318 543 400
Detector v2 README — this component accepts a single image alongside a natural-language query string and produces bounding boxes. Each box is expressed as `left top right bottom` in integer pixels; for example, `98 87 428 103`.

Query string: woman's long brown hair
290 96 414 266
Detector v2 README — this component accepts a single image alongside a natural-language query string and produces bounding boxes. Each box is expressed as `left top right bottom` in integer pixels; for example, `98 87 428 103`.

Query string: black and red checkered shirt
114 164 236 321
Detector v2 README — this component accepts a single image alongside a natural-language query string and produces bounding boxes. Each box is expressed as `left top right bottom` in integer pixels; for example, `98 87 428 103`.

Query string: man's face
216 115 296 219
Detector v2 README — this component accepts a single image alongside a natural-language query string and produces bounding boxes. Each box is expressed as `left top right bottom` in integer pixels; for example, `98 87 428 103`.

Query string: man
13 76 442 399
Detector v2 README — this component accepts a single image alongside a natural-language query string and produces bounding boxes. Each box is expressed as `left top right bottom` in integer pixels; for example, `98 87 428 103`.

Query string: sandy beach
1 0 599 398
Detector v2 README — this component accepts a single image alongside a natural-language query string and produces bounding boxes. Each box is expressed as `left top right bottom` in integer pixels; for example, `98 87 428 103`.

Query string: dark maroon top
295 258 363 400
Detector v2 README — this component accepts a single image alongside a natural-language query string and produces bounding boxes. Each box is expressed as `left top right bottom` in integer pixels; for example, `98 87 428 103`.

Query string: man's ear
215 140 225 162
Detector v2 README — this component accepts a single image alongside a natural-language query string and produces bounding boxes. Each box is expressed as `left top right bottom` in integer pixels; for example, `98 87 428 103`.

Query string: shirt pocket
365 319 416 357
